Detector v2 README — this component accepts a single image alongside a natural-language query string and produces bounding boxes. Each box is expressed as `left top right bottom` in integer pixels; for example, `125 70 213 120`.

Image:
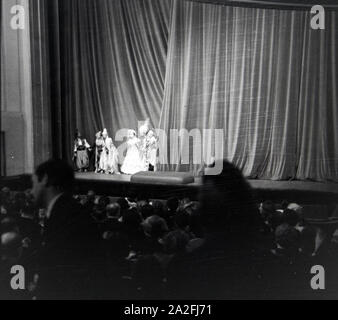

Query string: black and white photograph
1 0 338 302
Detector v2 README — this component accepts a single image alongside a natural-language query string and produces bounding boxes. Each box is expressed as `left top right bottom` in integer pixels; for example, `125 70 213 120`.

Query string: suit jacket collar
45 193 63 220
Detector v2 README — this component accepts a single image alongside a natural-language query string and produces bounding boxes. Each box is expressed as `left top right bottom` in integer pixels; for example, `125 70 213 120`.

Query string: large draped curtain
32 0 338 181
159 1 337 181
54 0 171 157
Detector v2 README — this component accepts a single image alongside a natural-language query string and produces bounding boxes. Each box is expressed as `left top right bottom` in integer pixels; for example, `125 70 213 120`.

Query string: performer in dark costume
73 130 91 172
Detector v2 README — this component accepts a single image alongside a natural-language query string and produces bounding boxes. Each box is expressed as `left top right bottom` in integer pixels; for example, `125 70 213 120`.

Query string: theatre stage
75 172 338 205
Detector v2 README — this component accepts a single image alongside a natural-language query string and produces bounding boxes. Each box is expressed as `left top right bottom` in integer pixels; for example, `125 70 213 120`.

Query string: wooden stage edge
75 172 338 203
1 173 337 203
76 172 202 187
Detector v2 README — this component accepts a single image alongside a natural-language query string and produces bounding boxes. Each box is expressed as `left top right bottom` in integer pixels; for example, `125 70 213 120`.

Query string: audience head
161 230 190 254
122 207 142 230
127 191 138 203
98 196 110 208
180 198 193 209
267 210 285 230
31 159 74 208
1 187 11 200
0 187 11 208
87 190 96 202
259 200 276 220
284 208 300 227
137 200 148 209
275 224 300 254
287 203 303 221
167 197 179 213
92 206 106 223
142 215 168 239
1 216 19 234
280 200 289 211
1 231 23 263
0 206 8 215
117 197 130 212
106 203 121 219
24 189 34 203
140 204 154 220
174 209 191 231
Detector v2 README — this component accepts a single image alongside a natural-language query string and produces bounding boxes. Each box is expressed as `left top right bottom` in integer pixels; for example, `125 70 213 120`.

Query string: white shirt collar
46 193 63 220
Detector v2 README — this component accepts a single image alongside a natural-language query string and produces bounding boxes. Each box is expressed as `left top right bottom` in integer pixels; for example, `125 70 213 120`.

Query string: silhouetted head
31 159 74 208
140 204 155 220
122 207 142 229
106 203 121 219
284 208 300 227
117 197 129 212
161 230 190 254
275 224 300 253
167 197 179 213
142 215 168 239
174 209 191 231
1 231 23 263
87 190 96 203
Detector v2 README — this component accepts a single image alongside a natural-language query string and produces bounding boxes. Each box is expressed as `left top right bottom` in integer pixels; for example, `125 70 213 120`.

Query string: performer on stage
95 131 104 173
138 118 151 171
108 139 120 174
121 130 145 175
98 129 119 174
139 118 150 138
146 129 158 171
73 130 91 172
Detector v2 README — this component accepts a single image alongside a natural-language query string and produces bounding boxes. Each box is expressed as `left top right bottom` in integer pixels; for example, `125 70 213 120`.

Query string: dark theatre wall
1 0 35 176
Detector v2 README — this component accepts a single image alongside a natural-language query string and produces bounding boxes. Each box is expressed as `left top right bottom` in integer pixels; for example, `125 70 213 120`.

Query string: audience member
1 158 338 299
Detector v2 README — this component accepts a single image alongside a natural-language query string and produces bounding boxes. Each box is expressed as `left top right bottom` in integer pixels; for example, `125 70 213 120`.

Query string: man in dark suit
30 159 101 299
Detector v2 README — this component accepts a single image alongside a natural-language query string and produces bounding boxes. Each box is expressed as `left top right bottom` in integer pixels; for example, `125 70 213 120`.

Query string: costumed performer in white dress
121 130 145 175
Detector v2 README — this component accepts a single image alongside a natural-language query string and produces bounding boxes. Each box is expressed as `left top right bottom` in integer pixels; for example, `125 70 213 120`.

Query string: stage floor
249 179 338 195
75 172 338 195
1 172 337 204
75 172 202 186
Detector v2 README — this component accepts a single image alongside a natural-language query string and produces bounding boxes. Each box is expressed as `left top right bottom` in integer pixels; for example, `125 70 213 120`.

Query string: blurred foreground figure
30 159 100 299
166 160 266 299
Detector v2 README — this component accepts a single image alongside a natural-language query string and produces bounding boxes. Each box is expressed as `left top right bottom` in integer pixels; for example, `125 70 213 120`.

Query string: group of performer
73 120 158 175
